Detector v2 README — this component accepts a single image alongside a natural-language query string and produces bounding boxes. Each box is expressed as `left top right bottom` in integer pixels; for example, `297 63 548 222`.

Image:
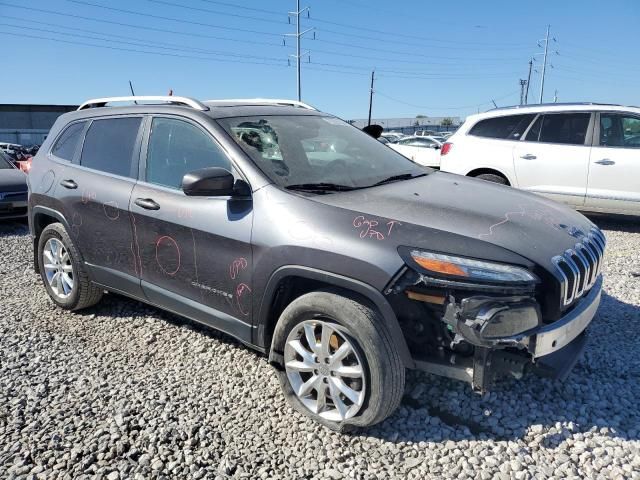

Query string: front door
586 112 640 214
512 112 593 207
129 116 254 341
57 116 144 297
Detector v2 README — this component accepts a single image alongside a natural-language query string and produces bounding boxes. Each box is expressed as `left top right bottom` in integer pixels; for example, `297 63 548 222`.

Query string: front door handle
520 154 537 160
134 198 161 210
595 159 615 165
60 179 78 189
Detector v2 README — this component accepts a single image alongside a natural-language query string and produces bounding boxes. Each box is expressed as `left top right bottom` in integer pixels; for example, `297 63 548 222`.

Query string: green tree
441 117 454 127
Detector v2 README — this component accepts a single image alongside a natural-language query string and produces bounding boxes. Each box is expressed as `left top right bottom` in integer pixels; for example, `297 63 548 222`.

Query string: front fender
256 265 414 368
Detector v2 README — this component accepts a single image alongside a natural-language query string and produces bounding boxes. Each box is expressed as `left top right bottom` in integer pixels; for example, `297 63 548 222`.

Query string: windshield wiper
285 182 357 193
371 172 427 187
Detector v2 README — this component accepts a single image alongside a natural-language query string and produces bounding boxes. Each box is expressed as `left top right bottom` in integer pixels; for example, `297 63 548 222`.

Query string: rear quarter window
51 122 87 161
469 114 536 140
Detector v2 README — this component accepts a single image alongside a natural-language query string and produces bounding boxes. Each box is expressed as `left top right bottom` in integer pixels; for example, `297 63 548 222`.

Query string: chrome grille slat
554 228 606 308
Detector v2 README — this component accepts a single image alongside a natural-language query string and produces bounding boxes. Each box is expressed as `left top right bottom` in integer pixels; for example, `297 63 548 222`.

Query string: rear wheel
271 291 405 431
38 223 103 310
475 173 508 185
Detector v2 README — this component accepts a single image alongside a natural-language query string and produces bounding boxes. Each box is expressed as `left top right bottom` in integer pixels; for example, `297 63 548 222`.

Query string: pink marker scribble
235 283 252 316
155 235 181 276
103 200 120 220
386 220 402 236
353 215 400 241
479 205 563 239
81 190 96 204
229 257 248 280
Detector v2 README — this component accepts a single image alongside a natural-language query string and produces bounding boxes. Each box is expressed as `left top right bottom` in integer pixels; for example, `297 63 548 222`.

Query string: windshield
0 151 14 169
217 115 427 190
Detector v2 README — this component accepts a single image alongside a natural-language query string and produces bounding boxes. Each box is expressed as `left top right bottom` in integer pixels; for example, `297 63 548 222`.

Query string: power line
64 0 283 37
0 10 284 48
142 0 285 26
0 23 288 63
0 30 287 66
375 89 521 111
0 3 526 66
196 0 283 17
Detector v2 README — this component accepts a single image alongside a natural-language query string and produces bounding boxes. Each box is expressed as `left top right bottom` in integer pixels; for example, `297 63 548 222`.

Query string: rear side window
527 113 590 145
51 122 86 161
468 114 535 140
80 117 142 177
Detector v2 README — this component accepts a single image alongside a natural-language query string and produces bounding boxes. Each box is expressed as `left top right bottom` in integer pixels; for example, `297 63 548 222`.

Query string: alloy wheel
284 319 366 422
43 237 75 299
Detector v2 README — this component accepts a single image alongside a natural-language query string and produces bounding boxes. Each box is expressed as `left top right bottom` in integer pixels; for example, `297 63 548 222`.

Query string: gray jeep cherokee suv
28 96 605 430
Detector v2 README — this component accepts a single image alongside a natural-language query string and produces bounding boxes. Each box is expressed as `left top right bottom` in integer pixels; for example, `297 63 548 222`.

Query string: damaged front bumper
414 275 602 391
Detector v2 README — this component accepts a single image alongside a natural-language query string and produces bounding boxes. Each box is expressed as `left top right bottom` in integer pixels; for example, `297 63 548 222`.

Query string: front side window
600 114 640 148
80 117 142 177
468 114 535 140
51 121 86 161
217 115 425 190
531 113 591 145
146 117 231 189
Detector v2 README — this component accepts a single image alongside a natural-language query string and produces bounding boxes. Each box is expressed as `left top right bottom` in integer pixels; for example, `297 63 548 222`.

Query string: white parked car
380 132 405 143
439 103 640 216
389 135 442 167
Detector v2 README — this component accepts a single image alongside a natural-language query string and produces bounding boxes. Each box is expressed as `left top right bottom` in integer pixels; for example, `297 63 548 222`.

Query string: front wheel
271 291 405 431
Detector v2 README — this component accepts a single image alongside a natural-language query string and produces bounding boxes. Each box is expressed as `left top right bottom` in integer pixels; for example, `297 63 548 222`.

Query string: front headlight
406 249 538 284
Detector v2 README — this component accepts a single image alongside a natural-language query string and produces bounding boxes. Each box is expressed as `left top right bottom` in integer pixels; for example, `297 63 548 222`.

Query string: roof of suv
70 96 323 120
467 102 640 122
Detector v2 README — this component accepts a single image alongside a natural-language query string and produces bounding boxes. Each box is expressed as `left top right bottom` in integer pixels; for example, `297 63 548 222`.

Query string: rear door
57 115 144 297
585 112 640 214
129 115 254 342
512 112 593 207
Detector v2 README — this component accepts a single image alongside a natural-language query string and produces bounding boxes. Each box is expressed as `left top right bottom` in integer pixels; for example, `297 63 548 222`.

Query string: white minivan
439 103 640 216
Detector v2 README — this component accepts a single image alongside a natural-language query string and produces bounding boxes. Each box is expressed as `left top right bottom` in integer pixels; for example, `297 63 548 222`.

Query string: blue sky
1 0 638 120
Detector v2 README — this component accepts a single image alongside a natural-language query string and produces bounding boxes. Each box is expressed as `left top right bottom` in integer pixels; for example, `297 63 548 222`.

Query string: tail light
440 142 452 156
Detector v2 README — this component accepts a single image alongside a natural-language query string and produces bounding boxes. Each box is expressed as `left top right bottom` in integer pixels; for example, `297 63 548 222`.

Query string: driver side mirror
182 167 235 196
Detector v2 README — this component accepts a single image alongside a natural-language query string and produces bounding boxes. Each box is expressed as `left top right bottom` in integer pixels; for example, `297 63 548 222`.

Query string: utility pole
367 70 375 126
525 58 533 104
286 1 313 102
519 79 527 106
539 25 551 103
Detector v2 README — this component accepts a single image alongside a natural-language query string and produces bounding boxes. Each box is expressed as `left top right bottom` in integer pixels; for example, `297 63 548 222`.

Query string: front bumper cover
415 276 602 391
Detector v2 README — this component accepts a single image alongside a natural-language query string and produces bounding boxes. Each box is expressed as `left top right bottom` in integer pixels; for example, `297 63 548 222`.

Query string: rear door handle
520 154 537 160
134 198 160 210
595 159 615 165
60 179 78 189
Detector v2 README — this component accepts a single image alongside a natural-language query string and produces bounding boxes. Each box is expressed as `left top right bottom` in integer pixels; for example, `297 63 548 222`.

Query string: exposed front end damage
385 265 603 393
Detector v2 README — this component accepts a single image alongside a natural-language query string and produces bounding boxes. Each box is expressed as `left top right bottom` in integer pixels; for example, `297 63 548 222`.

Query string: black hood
0 169 28 193
311 171 596 272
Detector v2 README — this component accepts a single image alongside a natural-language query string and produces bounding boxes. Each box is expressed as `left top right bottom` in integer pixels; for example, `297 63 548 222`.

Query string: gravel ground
1 216 639 480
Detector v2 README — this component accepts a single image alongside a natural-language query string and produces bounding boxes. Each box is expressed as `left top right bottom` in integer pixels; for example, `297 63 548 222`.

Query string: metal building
0 104 78 146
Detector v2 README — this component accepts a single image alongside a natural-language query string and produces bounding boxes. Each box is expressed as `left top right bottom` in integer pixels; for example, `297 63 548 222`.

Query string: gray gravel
1 216 639 480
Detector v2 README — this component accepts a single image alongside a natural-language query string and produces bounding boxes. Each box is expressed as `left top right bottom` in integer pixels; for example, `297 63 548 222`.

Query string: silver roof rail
204 98 317 110
77 96 209 111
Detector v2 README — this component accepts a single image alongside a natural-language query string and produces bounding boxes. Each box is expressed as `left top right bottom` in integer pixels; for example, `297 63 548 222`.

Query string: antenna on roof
128 81 137 105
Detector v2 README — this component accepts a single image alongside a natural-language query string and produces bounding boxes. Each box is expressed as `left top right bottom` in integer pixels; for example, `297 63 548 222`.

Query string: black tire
475 173 508 185
271 290 405 431
37 222 103 311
